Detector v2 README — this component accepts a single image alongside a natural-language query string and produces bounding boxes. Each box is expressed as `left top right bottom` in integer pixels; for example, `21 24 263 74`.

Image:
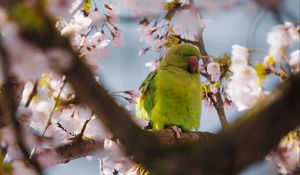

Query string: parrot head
161 44 201 73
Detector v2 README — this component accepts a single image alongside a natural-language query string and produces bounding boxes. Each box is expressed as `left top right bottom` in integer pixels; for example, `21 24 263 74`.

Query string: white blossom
173 10 212 40
231 44 248 73
289 50 300 74
61 13 91 36
88 11 106 26
267 22 299 62
227 51 262 111
145 60 160 71
207 62 220 82
113 0 164 17
47 0 73 19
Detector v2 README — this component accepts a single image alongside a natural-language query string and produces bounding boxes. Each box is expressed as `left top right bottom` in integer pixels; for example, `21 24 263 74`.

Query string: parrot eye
188 56 198 73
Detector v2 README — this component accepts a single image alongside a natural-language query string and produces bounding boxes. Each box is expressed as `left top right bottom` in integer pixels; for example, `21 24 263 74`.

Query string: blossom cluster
0 1 124 174
0 1 299 175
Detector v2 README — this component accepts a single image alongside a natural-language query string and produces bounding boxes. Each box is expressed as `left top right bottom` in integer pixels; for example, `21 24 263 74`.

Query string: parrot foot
170 126 182 139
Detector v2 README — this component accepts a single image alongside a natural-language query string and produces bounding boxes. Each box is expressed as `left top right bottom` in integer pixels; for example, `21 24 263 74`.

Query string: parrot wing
136 70 157 121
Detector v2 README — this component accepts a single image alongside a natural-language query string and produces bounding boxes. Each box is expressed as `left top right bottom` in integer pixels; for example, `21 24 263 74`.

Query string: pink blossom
227 66 261 111
145 60 160 71
152 38 166 52
113 31 125 47
231 44 249 73
138 48 150 56
88 11 106 26
267 22 299 62
289 50 300 74
207 62 220 82
174 9 212 40
113 0 163 17
125 90 141 99
47 0 73 19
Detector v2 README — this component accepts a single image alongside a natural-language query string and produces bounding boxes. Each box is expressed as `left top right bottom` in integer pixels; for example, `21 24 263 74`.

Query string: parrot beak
188 56 199 73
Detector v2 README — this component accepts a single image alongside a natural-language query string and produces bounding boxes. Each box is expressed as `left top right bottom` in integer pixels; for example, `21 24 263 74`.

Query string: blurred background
46 0 300 174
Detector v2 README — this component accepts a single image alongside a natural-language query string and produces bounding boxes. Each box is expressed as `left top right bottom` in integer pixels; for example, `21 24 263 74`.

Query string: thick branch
1 1 299 174
153 73 300 175
39 129 214 164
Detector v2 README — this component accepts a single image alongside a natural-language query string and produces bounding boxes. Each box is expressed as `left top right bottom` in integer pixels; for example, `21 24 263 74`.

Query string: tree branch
153 73 300 175
1 1 299 174
37 129 214 165
173 34 229 129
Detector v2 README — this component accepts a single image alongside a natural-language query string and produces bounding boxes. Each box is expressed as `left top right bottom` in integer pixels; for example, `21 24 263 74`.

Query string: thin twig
24 80 38 107
173 33 229 129
30 78 66 157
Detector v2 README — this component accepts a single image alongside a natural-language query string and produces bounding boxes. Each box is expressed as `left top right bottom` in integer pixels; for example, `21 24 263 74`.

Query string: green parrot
136 44 202 133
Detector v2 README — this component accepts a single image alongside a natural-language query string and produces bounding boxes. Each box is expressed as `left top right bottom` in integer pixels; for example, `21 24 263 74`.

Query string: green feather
136 70 157 121
136 44 202 131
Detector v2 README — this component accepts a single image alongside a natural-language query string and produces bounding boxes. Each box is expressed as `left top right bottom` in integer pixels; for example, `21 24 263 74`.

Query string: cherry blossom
145 60 161 71
226 72 261 111
1 22 50 82
89 11 106 26
207 62 220 82
267 22 299 62
267 131 300 174
289 50 300 74
60 13 92 36
230 44 249 73
0 1 299 175
173 9 211 40
113 0 164 17
47 0 74 19
227 45 262 111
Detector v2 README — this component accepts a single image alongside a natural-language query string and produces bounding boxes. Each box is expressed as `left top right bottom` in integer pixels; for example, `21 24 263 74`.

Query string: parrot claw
170 126 182 139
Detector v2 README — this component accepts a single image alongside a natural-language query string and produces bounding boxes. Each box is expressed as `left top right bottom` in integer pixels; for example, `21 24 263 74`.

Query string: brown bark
0 1 299 174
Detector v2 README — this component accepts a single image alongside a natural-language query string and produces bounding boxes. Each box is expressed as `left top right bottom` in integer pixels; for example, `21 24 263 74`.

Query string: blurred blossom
138 48 150 56
16 107 33 123
267 22 299 62
1 23 50 82
173 10 212 40
88 11 106 26
104 138 119 152
145 60 160 71
289 50 300 74
112 30 125 47
47 0 74 19
267 131 300 174
231 44 249 73
113 0 164 17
